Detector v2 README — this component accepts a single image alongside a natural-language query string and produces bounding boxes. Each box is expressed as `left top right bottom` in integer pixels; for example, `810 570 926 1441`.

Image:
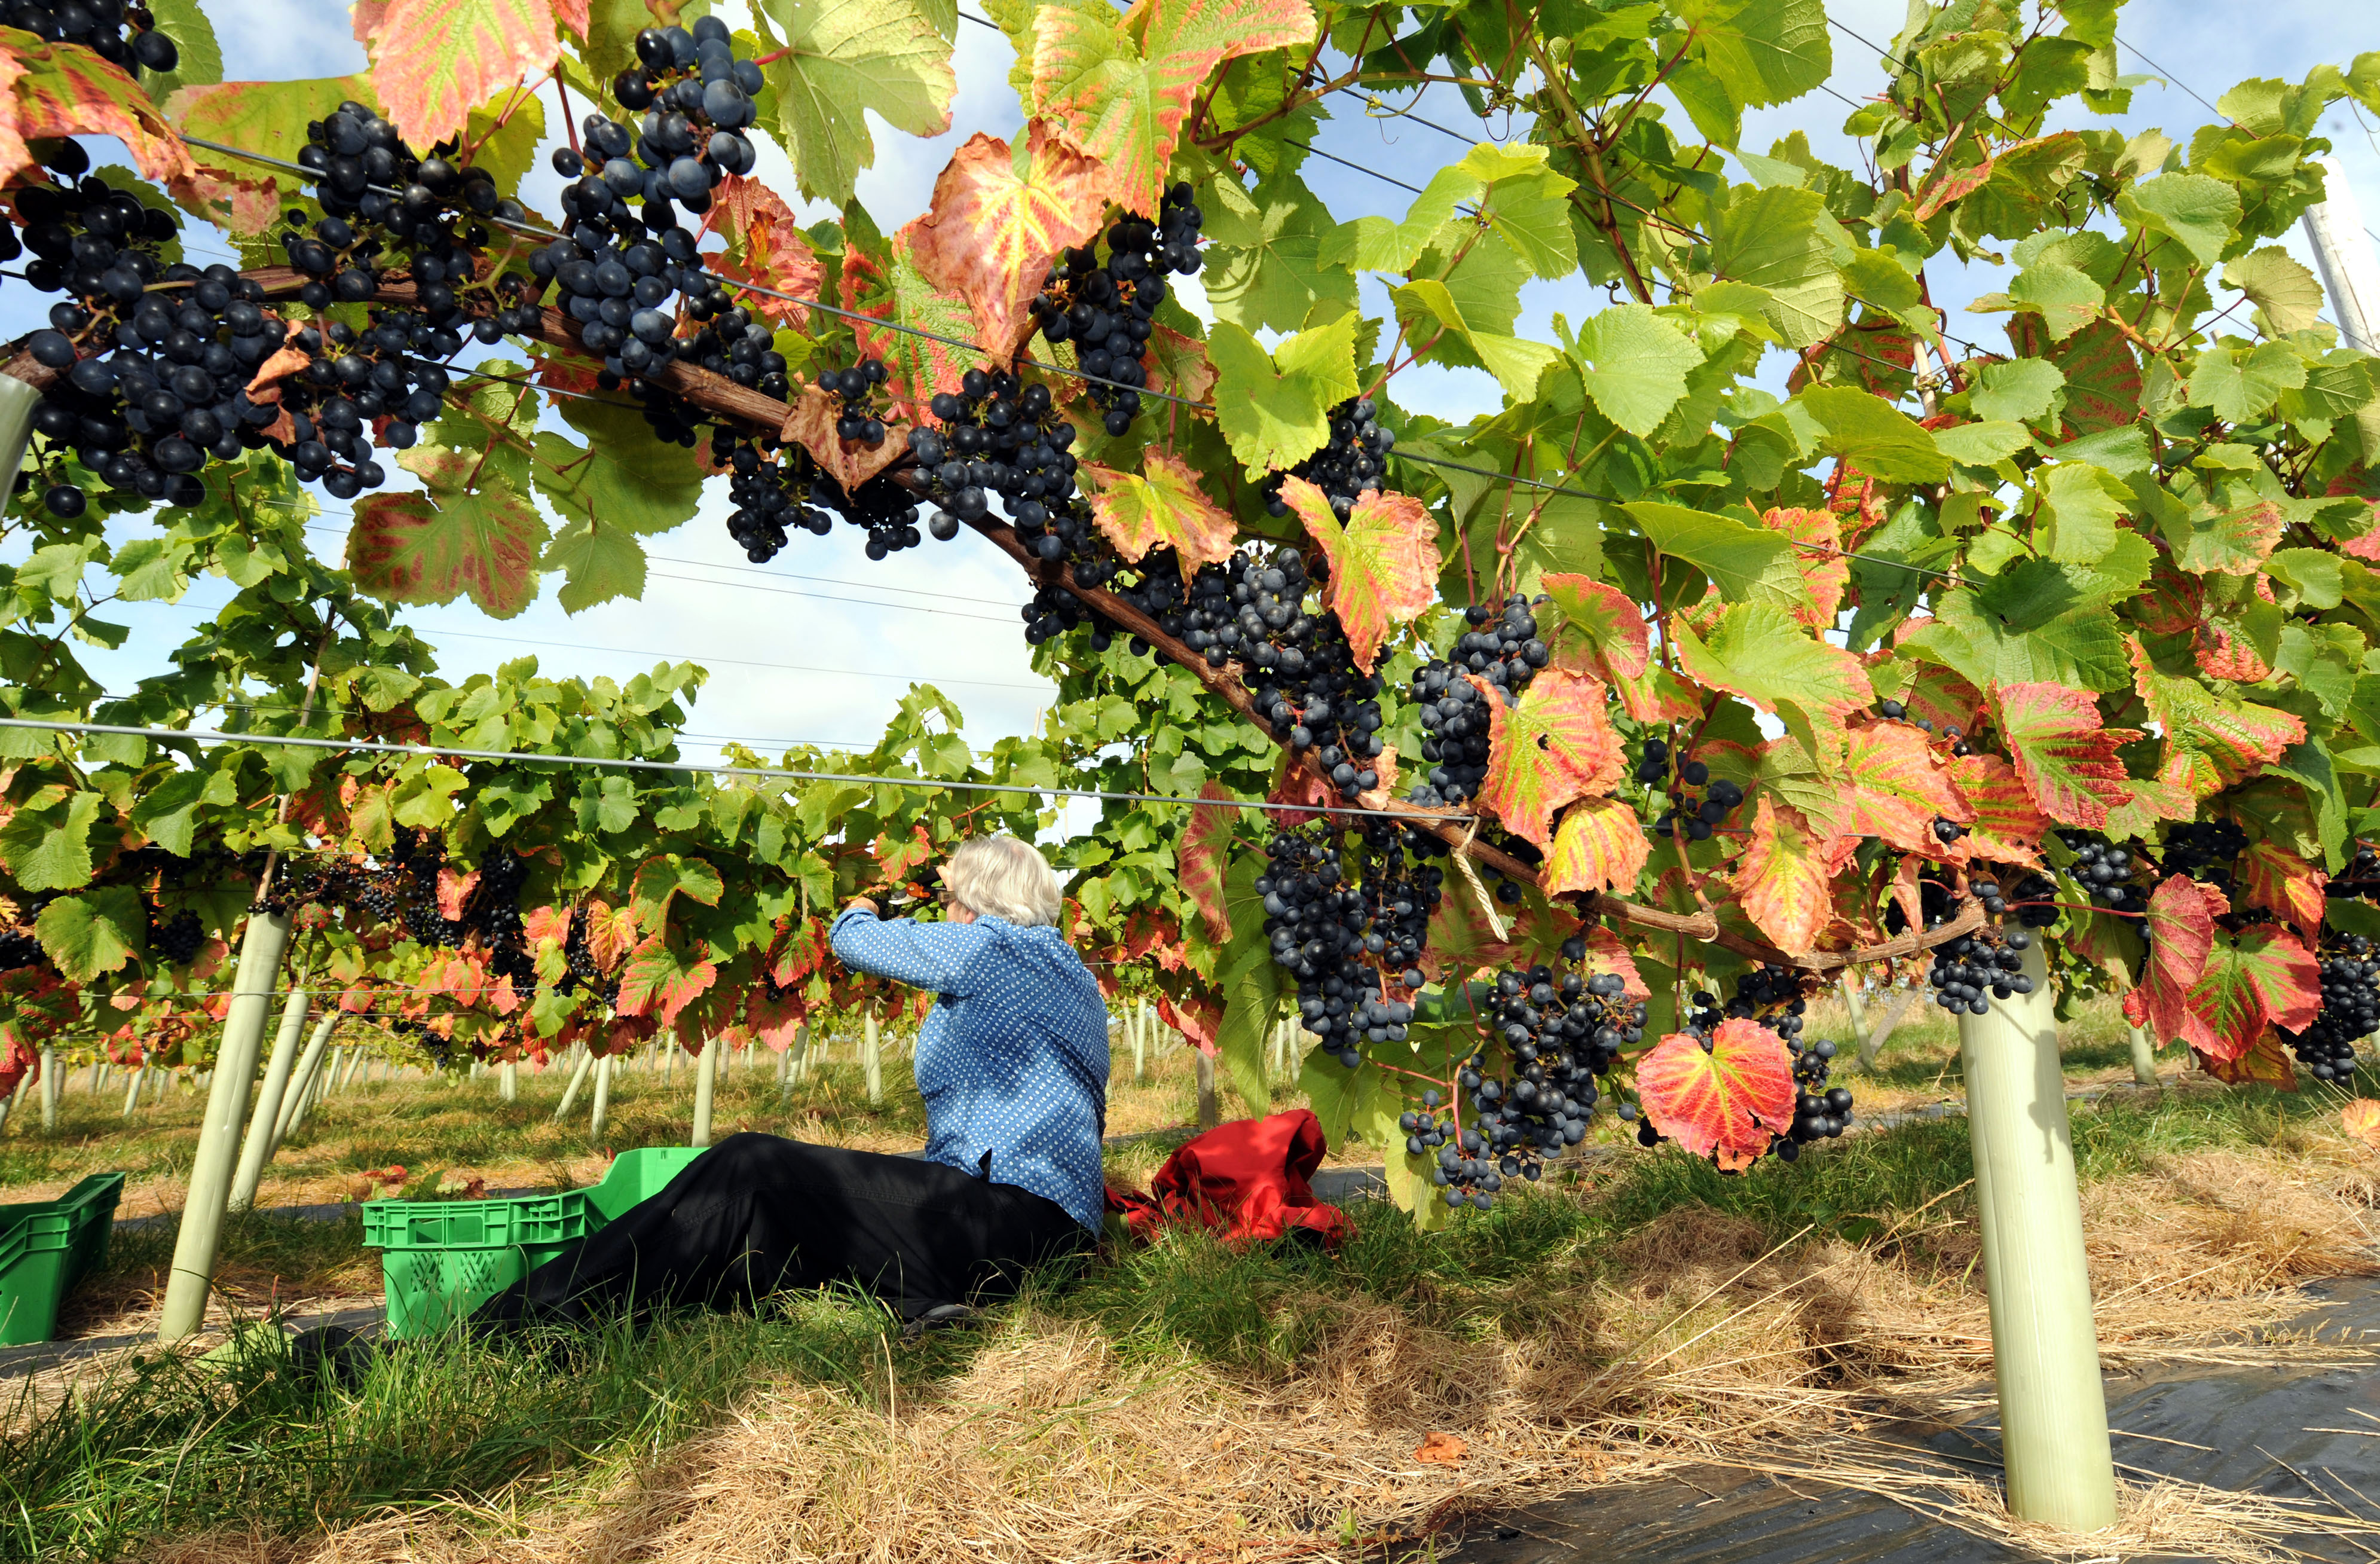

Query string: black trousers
473 1132 1091 1328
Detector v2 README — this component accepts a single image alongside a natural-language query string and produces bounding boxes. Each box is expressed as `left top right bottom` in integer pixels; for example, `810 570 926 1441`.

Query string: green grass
10 1064 2368 1561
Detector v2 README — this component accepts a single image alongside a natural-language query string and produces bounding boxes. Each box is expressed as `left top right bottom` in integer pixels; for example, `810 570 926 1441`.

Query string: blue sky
8 0 2374 772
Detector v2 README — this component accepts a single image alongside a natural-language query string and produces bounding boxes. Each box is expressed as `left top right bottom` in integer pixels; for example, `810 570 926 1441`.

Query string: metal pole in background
2303 155 2380 351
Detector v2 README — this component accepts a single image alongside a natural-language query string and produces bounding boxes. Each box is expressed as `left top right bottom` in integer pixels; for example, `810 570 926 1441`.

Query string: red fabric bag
1105 1108 1351 1248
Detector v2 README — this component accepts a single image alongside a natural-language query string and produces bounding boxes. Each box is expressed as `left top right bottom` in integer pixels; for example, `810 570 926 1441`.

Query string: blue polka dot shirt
829 908 1111 1232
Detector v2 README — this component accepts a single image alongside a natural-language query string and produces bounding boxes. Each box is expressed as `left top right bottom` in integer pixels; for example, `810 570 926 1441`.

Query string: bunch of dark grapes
1118 546 1241 665
714 431 829 563
148 908 205 964
1927 926 2033 1016
1636 738 1745 841
1029 182 1202 436
1783 1036 1850 1157
1406 596 1553 805
1979 870 2061 928
2054 829 2145 914
1262 395 1396 520
1355 817 1448 986
16 141 284 514
2158 819 2247 892
2330 841 2380 903
263 314 458 496
469 850 534 987
0 924 44 973
4 1 179 72
1259 828 1416 1069
2284 934 2379 1082
1212 549 1385 802
285 100 533 323
553 906 621 1004
913 369 1093 566
608 20 762 199
1440 934 1644 1208
825 360 890 445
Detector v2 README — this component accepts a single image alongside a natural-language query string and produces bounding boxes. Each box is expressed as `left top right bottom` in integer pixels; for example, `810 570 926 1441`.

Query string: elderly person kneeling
475 835 1109 1334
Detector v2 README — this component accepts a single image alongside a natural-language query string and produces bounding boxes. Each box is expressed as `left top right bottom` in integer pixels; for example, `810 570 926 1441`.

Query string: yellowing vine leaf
2238 839 2326 940
907 121 1112 367
1278 475 1440 673
1026 0 1316 215
1543 573 1648 683
3 26 199 195
1950 754 2049 867
1544 796 1650 897
2129 640 2307 798
1081 449 1240 575
347 488 545 619
1176 782 1235 943
1761 506 1848 630
615 933 718 1027
355 0 562 152
2184 924 2320 1064
1472 668 1625 848
2128 873 2216 1053
1838 722 1971 856
1993 680 2139 829
1734 796 1840 955
850 218 974 423
1636 1017 1795 1172
712 176 825 328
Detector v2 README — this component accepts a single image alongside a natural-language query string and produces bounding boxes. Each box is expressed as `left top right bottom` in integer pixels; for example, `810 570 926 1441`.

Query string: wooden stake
863 1003 882 1105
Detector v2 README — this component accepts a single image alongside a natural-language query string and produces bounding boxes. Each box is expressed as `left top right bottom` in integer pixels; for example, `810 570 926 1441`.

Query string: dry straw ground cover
47 1071 2380 1564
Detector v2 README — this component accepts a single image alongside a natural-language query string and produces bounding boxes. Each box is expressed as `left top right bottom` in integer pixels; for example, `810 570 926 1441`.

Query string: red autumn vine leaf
780 382 911 492
435 867 479 921
578 898 638 972
770 918 831 988
2198 1031 2298 1089
1081 449 1240 574
849 219 975 422
2128 640 2307 799
1472 668 1626 848
1761 506 1847 630
523 905 571 948
1278 475 1440 673
616 934 718 1027
1838 722 1971 856
1027 0 1316 215
347 488 545 619
4 29 199 194
2183 924 2320 1064
1176 782 1235 943
906 122 1112 366
1636 1017 1796 1172
1993 680 2140 830
745 985 809 1051
1543 573 1648 683
1581 926 1650 1002
1733 796 1841 955
356 0 565 152
629 854 726 936
2128 873 2216 1052
711 175 824 328
2238 839 2327 940
1950 754 2049 867
1544 796 1651 897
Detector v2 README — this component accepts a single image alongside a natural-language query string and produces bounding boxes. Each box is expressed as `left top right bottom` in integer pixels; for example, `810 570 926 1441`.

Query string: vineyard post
552 1046 595 1120
1133 1001 1148 1083
2126 1025 2159 1088
2302 156 2379 353
1956 938 2118 1529
691 1034 720 1147
1195 1047 1219 1131
90 1059 106 1096
500 1058 518 1103
589 1052 613 1143
272 1009 339 1150
862 1002 882 1105
1839 978 1870 1065
228 986 313 1212
120 1065 145 1119
37 1046 56 1131
159 907 294 1342
0 372 37 498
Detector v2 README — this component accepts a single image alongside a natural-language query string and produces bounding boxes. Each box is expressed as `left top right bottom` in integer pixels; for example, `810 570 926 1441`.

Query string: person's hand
845 895 885 919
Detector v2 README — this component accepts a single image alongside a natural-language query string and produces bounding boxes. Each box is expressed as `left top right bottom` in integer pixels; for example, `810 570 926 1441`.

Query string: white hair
943 835 1063 927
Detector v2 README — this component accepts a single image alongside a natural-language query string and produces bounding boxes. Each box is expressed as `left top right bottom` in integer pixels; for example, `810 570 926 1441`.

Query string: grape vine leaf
629 853 727 936
2168 497 2289 575
1992 680 2140 829
907 122 1112 368
1674 603 1869 774
745 985 810 1051
614 933 719 1027
1175 781 1236 943
1082 449 1241 575
4 26 200 195
1763 506 1847 630
848 209 974 422
1571 304 1703 435
1838 721 1971 856
2223 247 2327 335
1677 0 1832 110
1797 387 1951 484
1706 185 1844 347
1279 476 1440 673
2183 924 2320 1064
1543 574 1649 683
1636 1016 1796 1172
2130 873 2217 1052
779 383 911 491
2198 1031 2298 1089
347 489 545 620
1024 0 1316 215
1733 796 1840 955
1544 796 1651 897
2130 640 2308 797
711 175 825 329
2238 838 2327 940
1950 754 2050 867
354 0 564 152
1621 502 1799 612
1201 167 1357 332
2119 171 2242 269
1472 668 1626 848
32 887 144 982
1206 313 1359 478
752 0 956 204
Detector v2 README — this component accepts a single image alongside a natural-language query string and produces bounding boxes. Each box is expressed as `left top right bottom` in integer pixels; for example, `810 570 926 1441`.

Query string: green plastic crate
363 1145 709 1337
0 1172 126 1346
